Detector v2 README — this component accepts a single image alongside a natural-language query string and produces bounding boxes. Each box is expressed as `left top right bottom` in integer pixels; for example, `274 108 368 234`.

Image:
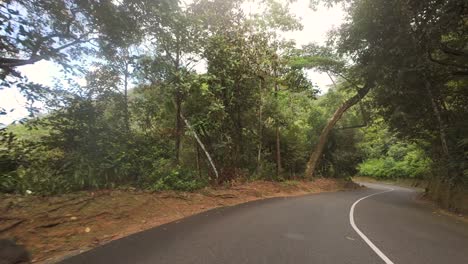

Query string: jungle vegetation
0 0 466 211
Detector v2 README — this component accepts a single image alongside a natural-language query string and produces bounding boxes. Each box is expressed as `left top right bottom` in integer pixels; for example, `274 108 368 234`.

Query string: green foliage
0 0 140 117
358 153 431 180
0 129 71 194
357 122 432 179
333 0 467 185
306 84 367 178
253 161 278 180
1 0 318 194
4 0 464 197
150 161 207 192
288 44 346 74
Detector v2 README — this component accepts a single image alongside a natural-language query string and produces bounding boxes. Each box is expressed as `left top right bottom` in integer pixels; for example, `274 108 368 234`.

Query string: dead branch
200 191 237 199
160 193 191 201
0 218 26 233
43 197 94 215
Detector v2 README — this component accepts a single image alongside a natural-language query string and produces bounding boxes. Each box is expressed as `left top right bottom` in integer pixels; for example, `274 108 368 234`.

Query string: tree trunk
175 95 182 163
173 41 182 164
181 113 219 180
304 80 373 178
234 82 243 166
424 80 450 158
256 81 263 174
274 69 281 177
195 140 201 178
276 127 281 177
123 60 130 132
237 102 243 162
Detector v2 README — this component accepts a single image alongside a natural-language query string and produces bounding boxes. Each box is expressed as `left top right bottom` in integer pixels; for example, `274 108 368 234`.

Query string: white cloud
282 0 345 93
283 0 345 47
0 88 30 125
0 61 61 125
18 60 61 85
241 0 345 93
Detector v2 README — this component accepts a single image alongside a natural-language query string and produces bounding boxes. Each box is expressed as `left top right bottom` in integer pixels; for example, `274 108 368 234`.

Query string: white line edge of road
349 188 395 264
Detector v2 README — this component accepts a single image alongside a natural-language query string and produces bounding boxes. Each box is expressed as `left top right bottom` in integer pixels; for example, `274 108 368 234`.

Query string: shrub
150 160 206 191
358 150 431 180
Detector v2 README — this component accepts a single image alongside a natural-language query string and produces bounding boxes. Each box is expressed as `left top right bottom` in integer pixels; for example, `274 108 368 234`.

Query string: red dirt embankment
0 179 358 263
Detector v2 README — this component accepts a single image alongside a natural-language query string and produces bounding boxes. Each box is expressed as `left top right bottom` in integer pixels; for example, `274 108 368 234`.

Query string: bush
251 161 278 181
358 151 431 179
150 160 207 191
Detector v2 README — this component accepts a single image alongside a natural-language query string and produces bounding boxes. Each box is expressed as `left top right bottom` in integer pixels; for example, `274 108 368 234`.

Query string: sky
282 0 345 91
0 0 345 125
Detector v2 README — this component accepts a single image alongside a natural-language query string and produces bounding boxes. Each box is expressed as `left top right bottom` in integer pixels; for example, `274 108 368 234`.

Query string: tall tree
140 1 201 163
325 0 467 208
0 0 136 78
290 44 375 177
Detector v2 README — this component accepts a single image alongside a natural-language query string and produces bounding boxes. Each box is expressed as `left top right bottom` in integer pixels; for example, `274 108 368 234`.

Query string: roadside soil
0 178 358 263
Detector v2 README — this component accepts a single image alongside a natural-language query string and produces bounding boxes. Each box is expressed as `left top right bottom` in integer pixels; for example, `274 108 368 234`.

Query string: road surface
60 182 468 264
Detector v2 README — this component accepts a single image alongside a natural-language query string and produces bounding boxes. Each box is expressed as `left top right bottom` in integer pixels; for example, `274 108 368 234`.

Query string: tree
290 44 376 178
0 0 136 77
136 0 203 163
0 0 140 122
326 0 467 209
305 79 373 178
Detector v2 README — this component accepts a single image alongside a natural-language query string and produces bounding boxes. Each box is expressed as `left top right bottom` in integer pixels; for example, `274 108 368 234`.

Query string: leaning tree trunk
180 113 219 180
305 80 374 178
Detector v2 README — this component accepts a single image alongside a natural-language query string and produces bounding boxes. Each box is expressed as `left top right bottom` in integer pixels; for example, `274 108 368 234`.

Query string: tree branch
326 71 337 88
0 32 91 69
0 56 41 67
439 44 468 58
428 52 468 70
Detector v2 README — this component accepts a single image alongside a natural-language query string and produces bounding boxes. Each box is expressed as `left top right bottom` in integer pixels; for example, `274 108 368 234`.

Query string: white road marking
349 188 395 264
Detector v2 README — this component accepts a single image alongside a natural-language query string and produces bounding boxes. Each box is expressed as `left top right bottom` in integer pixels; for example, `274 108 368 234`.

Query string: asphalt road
60 182 468 264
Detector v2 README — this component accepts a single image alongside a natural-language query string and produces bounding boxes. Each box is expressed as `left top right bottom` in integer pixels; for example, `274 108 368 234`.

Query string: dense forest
0 0 467 212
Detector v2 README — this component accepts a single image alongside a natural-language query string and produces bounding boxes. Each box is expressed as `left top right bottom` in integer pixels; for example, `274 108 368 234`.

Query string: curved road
61 182 468 264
